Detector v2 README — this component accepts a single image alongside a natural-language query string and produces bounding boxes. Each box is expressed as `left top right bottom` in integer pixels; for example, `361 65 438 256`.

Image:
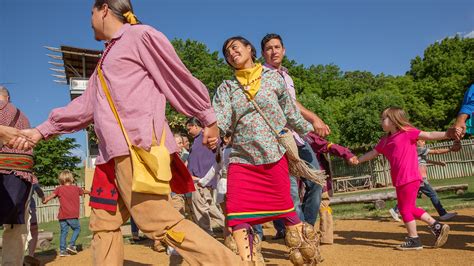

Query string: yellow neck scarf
235 63 263 100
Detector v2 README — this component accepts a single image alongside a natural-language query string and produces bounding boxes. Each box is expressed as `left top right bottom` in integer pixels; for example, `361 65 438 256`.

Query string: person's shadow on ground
124 260 151 266
334 215 474 251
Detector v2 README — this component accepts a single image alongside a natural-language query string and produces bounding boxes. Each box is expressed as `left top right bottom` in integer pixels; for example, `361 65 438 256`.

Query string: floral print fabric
213 66 313 165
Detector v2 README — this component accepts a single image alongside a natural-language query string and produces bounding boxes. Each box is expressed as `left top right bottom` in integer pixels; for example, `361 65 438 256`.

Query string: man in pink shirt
14 1 242 265
261 33 330 238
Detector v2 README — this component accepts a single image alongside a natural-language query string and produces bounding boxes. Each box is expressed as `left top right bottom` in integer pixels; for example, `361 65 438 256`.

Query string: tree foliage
33 137 81 185
338 89 406 148
171 39 232 97
407 36 474 129
166 39 234 132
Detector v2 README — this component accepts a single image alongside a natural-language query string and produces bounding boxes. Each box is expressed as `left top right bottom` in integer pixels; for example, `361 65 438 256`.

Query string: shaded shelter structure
46 45 101 100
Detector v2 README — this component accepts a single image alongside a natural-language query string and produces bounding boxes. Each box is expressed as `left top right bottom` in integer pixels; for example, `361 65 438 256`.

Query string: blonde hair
381 107 413 132
58 170 75 185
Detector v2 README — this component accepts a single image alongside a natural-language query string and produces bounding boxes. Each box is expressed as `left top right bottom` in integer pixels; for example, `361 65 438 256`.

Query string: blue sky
1 0 473 161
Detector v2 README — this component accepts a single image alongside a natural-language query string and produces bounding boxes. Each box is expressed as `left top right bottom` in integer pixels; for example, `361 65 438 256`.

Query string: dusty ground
37 208 474 265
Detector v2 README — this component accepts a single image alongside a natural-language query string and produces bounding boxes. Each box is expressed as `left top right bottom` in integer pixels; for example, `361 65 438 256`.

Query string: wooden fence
33 183 86 224
330 139 474 192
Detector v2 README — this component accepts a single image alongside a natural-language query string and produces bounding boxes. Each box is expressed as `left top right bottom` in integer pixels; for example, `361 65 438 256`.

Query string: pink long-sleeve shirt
37 24 216 165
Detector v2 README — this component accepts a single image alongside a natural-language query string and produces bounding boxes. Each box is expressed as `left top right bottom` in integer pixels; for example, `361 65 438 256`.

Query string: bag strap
9 108 21 127
97 55 166 148
97 65 133 148
238 86 280 137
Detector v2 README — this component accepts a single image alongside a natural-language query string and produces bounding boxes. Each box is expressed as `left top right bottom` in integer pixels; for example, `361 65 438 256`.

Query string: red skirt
226 155 296 227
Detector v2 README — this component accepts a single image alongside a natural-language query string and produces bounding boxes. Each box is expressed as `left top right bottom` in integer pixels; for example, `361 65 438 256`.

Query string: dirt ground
37 208 474 265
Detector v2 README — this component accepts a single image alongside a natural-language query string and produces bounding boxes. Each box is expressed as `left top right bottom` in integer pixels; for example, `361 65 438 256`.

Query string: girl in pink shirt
357 107 455 251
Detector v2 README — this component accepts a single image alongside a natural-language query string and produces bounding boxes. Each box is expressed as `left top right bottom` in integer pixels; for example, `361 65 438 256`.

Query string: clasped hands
3 122 220 151
0 126 42 151
202 122 220 150
446 126 464 142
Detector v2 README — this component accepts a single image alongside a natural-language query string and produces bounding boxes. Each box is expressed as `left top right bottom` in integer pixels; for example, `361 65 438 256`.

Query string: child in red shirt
43 170 89 256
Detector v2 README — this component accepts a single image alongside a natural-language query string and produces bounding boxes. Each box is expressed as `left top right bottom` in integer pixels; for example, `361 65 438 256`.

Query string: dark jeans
0 173 32 225
252 224 263 240
394 178 447 216
130 218 139 236
59 218 81 251
273 142 322 233
299 142 322 225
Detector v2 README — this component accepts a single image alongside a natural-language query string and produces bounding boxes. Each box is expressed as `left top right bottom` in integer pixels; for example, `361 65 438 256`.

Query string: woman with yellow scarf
213 36 322 265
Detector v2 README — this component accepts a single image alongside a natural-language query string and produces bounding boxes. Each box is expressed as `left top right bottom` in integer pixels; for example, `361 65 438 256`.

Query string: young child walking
389 139 461 222
356 107 455 250
43 170 89 256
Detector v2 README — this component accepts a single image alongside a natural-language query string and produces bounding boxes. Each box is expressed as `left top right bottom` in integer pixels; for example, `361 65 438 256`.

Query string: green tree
33 137 81 185
338 90 406 149
171 38 232 96
282 58 321 96
408 36 474 128
166 39 232 131
298 94 342 143
408 36 474 82
310 64 344 99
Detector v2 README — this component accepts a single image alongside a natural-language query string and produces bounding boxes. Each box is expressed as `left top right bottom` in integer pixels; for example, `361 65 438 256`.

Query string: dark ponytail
93 0 140 24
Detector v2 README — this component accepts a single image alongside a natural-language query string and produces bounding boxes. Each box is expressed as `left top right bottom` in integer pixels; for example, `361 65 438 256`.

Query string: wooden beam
48 61 64 67
331 184 469 205
49 68 65 73
434 184 469 193
45 46 101 58
47 54 62 60
331 191 396 205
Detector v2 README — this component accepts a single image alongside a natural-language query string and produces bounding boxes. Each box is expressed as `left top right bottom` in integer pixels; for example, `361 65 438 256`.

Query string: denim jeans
299 142 322 225
393 178 447 216
273 176 304 233
59 218 81 251
130 218 139 236
252 224 264 240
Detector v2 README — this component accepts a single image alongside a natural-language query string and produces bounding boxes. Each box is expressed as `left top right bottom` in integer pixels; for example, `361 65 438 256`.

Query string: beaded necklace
239 76 262 87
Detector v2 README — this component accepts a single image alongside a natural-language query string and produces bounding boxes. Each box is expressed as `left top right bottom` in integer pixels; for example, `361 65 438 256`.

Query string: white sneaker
439 212 457 221
389 208 402 222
